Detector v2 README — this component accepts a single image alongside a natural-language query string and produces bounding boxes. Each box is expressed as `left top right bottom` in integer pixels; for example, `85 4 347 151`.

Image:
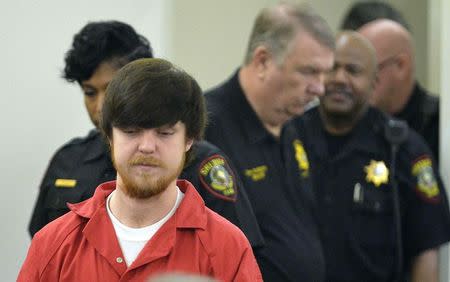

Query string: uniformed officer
28 21 263 249
341 2 440 161
204 3 334 281
293 31 450 282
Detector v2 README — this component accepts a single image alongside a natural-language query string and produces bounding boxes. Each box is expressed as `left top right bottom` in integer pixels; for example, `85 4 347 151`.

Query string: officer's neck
319 106 366 136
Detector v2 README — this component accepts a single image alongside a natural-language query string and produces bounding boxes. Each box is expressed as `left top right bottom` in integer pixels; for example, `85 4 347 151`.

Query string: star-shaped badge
365 160 389 187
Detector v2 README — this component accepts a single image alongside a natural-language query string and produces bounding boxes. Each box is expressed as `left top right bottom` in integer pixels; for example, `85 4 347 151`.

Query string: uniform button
116 257 123 263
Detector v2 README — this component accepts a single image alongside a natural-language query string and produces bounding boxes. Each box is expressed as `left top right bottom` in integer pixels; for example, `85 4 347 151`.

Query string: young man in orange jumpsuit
18 58 262 282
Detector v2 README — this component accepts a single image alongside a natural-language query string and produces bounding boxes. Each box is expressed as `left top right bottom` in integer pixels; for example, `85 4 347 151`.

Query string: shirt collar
343 108 384 154
82 129 111 163
395 82 422 123
303 107 383 160
69 180 209 271
226 70 273 144
68 179 207 230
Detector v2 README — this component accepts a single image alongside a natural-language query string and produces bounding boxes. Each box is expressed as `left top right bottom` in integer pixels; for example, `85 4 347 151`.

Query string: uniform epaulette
421 93 439 130
58 129 99 151
193 140 220 158
369 107 402 130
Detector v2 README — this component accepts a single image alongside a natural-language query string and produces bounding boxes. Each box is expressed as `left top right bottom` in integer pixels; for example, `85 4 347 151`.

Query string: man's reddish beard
111 147 186 199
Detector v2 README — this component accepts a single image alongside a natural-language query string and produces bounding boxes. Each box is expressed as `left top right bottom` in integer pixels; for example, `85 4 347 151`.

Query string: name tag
245 165 268 181
55 179 77 188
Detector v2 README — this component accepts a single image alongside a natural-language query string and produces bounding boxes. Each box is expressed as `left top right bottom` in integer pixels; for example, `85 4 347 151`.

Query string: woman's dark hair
63 20 153 83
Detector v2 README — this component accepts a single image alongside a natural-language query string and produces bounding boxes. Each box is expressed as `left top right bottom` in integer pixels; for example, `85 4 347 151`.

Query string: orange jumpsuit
18 180 262 282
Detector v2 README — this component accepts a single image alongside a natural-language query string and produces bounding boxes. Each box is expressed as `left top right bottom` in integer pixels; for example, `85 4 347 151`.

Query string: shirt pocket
347 183 396 277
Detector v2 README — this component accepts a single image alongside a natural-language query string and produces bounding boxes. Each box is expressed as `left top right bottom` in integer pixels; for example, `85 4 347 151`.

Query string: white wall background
437 0 450 280
0 1 170 280
0 0 447 281
169 0 430 92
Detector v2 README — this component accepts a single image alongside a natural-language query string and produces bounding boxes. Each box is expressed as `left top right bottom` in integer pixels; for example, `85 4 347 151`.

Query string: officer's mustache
129 156 166 168
325 83 352 99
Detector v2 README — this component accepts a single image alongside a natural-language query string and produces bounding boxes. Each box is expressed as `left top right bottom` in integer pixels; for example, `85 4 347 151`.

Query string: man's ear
395 53 411 79
252 46 272 80
185 138 194 152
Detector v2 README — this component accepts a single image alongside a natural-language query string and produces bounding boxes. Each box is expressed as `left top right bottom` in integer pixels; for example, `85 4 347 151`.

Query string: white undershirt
106 187 184 266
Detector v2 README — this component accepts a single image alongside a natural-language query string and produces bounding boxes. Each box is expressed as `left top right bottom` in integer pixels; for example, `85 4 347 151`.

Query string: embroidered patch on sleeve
412 156 440 203
198 155 236 201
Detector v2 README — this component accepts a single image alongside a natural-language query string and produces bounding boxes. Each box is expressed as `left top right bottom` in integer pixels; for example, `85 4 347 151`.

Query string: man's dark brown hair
100 58 206 164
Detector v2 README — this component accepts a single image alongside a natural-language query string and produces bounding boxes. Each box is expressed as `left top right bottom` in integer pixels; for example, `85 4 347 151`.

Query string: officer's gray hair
243 3 335 65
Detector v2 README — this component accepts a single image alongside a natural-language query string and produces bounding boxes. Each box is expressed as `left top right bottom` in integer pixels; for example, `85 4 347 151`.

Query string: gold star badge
365 160 389 187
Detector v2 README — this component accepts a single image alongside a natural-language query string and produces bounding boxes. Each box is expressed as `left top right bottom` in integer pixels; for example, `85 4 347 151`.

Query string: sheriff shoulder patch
412 156 440 202
198 155 236 201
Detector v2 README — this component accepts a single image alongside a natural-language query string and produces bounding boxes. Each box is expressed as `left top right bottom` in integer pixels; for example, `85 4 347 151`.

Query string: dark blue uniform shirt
395 83 439 161
205 71 325 282
28 130 264 249
294 106 450 282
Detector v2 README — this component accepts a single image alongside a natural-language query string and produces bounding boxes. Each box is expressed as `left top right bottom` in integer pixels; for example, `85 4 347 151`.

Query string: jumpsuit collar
67 180 208 273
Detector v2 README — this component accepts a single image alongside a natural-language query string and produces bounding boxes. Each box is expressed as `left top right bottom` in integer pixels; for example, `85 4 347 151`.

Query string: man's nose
333 68 348 84
307 82 325 97
138 130 157 154
307 73 326 97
